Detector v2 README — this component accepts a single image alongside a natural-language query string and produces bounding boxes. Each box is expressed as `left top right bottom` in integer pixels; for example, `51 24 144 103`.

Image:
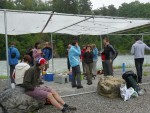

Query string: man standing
103 37 116 76
69 41 83 89
8 42 20 83
42 42 52 71
92 44 98 76
131 37 150 83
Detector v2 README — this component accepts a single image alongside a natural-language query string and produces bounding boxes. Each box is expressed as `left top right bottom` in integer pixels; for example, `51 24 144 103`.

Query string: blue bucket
44 73 54 82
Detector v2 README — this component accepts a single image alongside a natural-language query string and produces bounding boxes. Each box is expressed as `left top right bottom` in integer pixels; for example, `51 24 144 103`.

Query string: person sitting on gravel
22 58 76 113
14 55 31 85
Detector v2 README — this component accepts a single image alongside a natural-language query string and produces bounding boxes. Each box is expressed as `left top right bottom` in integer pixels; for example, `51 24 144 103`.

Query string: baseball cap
37 58 47 65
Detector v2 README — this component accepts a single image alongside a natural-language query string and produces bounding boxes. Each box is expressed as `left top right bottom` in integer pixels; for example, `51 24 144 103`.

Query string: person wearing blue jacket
42 42 52 71
92 44 98 76
8 42 20 83
69 41 83 89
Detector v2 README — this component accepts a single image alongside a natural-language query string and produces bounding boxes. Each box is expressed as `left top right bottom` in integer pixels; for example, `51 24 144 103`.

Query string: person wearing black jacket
83 45 94 85
103 38 116 76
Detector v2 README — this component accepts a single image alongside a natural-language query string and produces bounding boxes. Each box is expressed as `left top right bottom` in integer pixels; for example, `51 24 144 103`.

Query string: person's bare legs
51 90 65 105
47 93 63 110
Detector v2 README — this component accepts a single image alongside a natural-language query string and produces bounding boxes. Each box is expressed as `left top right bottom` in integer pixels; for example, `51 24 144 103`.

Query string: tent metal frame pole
4 10 10 88
41 11 54 33
53 16 93 34
107 34 150 36
100 35 102 50
142 34 144 41
51 33 54 72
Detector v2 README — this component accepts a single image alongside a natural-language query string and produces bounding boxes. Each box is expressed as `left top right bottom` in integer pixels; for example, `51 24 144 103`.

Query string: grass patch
143 63 150 67
143 71 149 76
113 65 132 69
0 75 7 79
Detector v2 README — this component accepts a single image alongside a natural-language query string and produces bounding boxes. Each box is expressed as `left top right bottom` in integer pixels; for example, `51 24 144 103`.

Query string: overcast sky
91 0 150 9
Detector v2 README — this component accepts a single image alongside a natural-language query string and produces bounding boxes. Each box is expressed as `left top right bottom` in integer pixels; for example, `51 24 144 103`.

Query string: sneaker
72 85 77 88
62 109 70 113
87 83 92 85
77 86 83 89
66 106 77 111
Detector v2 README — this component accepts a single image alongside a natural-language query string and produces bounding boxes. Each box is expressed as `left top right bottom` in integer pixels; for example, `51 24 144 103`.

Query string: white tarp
0 9 150 35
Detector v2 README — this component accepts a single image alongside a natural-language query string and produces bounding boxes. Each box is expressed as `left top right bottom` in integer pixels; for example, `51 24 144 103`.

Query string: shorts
26 86 53 101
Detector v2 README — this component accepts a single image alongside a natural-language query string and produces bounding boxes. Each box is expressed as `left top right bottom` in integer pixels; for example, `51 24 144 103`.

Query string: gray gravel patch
37 67 150 113
37 84 150 113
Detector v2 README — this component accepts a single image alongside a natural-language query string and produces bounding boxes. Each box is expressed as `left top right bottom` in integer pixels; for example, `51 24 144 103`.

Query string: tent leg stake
139 82 150 86
61 91 96 98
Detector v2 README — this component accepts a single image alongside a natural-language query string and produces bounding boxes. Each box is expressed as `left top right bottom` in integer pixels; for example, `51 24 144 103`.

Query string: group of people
67 42 99 87
9 42 52 83
8 41 77 113
66 38 117 87
7 36 150 112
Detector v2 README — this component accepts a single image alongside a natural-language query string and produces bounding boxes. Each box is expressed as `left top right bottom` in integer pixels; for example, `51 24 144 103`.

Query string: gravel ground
1 66 150 113
36 67 150 113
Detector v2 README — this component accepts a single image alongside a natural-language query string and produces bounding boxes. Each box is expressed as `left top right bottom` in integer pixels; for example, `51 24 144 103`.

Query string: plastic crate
54 74 69 84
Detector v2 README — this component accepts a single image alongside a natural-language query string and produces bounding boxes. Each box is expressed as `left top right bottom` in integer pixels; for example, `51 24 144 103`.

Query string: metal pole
4 10 10 88
51 33 54 72
142 34 144 41
100 35 102 50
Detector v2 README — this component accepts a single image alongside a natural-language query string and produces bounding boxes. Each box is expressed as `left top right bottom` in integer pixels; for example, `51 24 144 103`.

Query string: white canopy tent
1 9 150 35
0 9 150 87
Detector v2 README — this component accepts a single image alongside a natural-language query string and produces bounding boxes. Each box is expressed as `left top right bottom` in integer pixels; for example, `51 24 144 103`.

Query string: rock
97 76 125 98
0 79 8 93
0 86 45 113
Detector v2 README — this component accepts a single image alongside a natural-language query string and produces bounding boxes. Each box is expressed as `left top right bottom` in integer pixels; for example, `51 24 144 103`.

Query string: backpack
10 48 16 58
113 49 118 60
109 45 118 60
122 71 139 92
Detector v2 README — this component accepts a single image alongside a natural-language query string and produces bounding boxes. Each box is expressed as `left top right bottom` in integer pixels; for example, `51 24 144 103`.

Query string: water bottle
122 63 126 73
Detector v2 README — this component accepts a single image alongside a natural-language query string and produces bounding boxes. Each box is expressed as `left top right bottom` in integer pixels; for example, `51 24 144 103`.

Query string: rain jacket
93 47 98 61
69 46 81 67
8 46 20 65
42 47 52 60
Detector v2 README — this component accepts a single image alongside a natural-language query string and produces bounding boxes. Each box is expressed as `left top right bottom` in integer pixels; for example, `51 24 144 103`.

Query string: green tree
78 0 92 14
52 0 78 14
107 5 117 16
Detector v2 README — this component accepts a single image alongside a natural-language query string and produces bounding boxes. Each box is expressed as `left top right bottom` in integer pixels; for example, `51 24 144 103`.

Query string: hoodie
8 46 20 65
131 40 150 59
42 47 52 60
69 46 81 67
15 62 30 84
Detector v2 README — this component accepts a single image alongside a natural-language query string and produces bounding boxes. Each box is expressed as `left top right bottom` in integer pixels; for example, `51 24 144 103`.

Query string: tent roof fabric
0 9 150 35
